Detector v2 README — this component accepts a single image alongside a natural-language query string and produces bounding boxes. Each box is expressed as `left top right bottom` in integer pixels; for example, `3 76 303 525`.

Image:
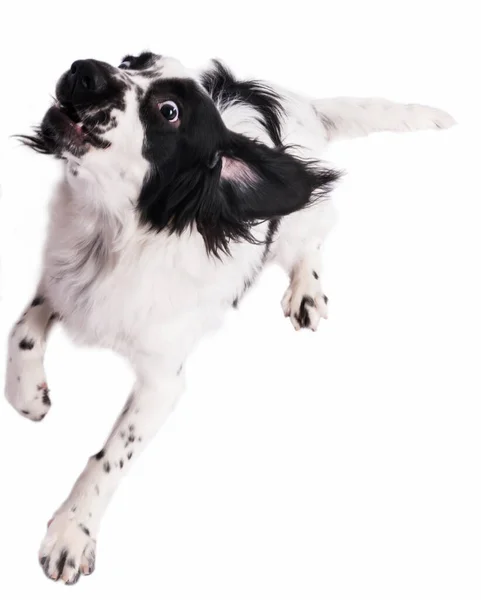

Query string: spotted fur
5 51 455 585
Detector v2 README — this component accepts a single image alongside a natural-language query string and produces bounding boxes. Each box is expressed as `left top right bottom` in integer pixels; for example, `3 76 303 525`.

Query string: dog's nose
68 59 108 103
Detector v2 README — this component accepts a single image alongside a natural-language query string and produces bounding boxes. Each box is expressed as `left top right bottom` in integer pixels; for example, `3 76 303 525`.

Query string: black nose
68 59 108 103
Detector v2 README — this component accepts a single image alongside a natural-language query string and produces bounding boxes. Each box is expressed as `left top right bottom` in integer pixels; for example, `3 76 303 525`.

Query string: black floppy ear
138 132 340 257
191 132 341 254
216 133 340 224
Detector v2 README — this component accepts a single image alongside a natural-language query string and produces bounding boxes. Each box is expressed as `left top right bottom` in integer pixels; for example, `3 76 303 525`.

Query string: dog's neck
62 158 145 254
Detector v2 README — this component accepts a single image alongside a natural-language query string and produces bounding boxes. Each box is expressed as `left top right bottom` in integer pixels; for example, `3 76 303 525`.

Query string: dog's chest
44 216 266 357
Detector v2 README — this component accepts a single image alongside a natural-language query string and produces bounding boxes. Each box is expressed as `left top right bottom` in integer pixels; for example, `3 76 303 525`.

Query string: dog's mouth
57 102 83 129
17 102 111 158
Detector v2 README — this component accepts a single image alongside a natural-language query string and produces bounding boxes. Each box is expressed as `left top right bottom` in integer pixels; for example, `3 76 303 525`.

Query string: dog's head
19 52 339 254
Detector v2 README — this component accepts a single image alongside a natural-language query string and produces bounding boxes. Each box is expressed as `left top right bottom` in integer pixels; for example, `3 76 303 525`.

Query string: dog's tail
313 97 456 142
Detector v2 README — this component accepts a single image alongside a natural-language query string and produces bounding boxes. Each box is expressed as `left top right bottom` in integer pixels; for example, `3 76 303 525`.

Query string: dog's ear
138 132 340 256
217 133 339 220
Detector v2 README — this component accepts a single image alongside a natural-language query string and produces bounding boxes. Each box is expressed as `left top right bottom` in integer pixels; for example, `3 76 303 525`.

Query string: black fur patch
103 461 111 473
138 77 340 257
19 337 35 350
94 449 105 461
31 295 45 307
295 295 316 329
201 60 284 146
47 312 60 329
42 389 51 406
79 524 90 537
127 452 133 460
119 459 124 469
56 549 68 578
40 555 50 577
120 52 158 71
313 270 319 280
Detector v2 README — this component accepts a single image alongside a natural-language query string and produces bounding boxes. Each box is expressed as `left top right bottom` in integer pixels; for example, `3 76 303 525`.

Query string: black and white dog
5 52 454 584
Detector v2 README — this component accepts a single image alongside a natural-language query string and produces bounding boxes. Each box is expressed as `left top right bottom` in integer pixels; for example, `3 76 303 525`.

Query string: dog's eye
158 101 179 123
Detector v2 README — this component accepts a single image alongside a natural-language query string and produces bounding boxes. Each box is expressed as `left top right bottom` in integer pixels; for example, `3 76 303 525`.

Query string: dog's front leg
4 282 58 421
38 360 185 585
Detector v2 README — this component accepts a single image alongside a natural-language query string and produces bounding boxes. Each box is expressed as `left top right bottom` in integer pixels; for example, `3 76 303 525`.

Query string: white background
0 1 480 598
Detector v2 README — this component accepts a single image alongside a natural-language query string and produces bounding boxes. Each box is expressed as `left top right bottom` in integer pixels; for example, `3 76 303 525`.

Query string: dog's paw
5 323 51 421
282 276 328 331
39 515 96 585
4 358 50 422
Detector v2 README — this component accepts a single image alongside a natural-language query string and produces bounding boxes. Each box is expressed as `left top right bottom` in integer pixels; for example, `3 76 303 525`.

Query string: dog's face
20 52 338 254
22 53 223 174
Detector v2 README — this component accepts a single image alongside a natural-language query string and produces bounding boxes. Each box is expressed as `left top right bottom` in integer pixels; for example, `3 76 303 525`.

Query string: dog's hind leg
4 280 59 421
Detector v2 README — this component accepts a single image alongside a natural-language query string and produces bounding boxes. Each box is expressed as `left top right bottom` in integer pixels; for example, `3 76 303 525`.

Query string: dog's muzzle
58 59 111 107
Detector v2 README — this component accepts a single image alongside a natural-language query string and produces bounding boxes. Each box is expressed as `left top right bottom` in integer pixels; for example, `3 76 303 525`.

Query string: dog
5 52 455 584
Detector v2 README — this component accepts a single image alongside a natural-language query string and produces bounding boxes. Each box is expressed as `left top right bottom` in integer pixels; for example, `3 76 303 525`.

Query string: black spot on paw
47 312 60 327
21 409 30 415
19 337 35 350
295 296 315 328
312 270 319 280
94 449 105 460
56 549 68 577
31 295 45 307
42 389 51 406
94 484 100 495
103 461 111 473
128 424 135 431
79 524 90 537
119 459 124 469
40 555 50 576
67 558 76 569
323 295 329 305
127 451 133 460
65 570 81 585
128 434 135 443
119 431 126 439
84 547 96 576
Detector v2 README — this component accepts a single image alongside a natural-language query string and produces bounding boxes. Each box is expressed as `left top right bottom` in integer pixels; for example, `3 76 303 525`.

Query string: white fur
4 55 455 583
